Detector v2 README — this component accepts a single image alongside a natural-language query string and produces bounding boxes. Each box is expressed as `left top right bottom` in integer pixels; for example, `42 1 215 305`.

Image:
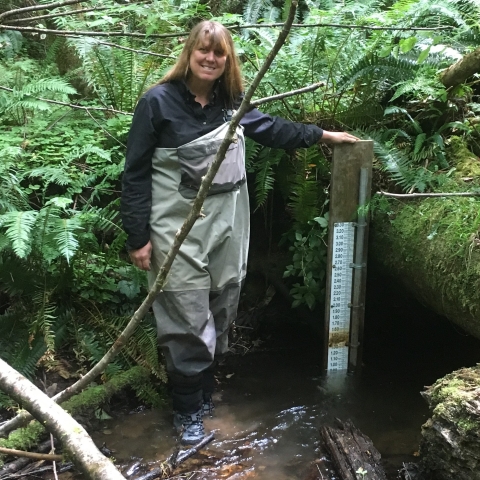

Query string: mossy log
441 46 480 89
320 420 387 480
370 195 480 339
420 365 480 479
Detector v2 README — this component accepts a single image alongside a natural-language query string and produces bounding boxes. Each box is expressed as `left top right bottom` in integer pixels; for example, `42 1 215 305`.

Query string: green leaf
378 44 393 58
313 216 328 228
399 36 417 53
414 133 427 155
417 45 431 64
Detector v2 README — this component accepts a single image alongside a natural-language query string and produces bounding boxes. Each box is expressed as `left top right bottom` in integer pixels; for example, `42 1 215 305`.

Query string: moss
430 378 467 404
447 136 480 178
424 366 480 435
0 421 45 452
0 366 161 465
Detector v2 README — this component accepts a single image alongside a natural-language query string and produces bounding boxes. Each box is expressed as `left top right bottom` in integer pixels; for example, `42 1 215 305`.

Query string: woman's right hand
129 241 152 271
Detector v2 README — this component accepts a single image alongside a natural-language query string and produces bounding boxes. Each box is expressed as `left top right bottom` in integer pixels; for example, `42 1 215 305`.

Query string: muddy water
89 273 480 479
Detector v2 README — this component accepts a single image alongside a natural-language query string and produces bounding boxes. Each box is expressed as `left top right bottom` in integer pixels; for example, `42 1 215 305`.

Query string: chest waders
147 121 248 414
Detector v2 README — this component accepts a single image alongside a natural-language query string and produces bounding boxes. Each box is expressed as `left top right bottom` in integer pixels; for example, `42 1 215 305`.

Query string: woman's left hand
319 131 359 144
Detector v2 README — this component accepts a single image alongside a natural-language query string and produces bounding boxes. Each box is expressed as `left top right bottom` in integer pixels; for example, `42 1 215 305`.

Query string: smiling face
189 38 227 87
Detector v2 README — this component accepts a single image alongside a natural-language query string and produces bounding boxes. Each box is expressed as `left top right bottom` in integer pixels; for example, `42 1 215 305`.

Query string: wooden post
323 140 373 374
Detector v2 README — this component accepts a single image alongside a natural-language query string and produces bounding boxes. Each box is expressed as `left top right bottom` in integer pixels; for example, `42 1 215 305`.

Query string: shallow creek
83 274 480 479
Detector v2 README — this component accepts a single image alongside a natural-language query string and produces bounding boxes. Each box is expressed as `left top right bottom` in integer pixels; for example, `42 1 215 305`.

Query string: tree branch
0 0 89 22
0 82 322 118
7 6 111 24
0 0 299 439
0 24 179 37
377 190 480 198
232 21 454 32
88 39 174 58
0 86 132 115
0 359 125 480
0 21 453 38
0 446 63 462
250 82 324 107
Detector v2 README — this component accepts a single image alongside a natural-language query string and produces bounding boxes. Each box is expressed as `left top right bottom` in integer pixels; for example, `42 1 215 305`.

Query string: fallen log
0 358 124 480
0 366 150 455
441 46 480 89
320 419 387 480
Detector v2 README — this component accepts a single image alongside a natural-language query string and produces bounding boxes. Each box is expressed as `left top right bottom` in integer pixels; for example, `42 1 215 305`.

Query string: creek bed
65 272 480 479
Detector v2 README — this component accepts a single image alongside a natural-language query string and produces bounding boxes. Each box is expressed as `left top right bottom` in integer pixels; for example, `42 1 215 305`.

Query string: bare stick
0 24 180 37
0 446 63 462
0 86 132 115
0 21 453 38
88 39 174 58
7 7 111 24
377 190 480 199
0 82 319 123
250 82 324 107
231 21 453 31
0 1 299 439
0 0 89 22
133 434 215 480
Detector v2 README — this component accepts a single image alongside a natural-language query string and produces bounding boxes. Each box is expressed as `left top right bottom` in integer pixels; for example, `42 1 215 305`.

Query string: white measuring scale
327 222 356 371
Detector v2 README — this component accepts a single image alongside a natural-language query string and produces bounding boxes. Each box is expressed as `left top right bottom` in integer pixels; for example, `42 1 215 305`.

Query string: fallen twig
0 446 62 462
133 434 215 480
377 190 480 199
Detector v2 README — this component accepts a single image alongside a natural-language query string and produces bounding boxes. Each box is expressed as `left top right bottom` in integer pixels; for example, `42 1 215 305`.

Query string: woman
121 20 357 445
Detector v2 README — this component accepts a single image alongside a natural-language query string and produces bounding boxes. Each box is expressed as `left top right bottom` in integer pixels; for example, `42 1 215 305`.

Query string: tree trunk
441 47 480 89
0 359 124 480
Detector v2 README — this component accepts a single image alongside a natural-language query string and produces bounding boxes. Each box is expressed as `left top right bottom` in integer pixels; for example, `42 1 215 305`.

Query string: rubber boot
169 372 206 445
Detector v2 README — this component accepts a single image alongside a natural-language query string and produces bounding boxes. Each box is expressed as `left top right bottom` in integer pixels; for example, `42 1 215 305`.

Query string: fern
20 78 76 96
53 216 82 264
287 148 325 225
251 147 285 210
30 289 57 353
0 211 38 258
0 30 23 59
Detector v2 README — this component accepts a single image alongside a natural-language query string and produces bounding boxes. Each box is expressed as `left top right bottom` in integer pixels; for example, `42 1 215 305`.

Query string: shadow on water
84 270 480 479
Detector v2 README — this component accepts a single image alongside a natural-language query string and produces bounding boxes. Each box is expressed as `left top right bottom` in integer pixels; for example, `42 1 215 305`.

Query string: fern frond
0 210 38 258
337 54 420 94
31 288 57 352
28 164 72 187
287 148 324 225
252 147 284 210
21 78 76 96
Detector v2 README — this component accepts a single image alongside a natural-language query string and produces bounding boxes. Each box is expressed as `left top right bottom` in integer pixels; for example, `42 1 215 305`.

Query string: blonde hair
158 21 243 107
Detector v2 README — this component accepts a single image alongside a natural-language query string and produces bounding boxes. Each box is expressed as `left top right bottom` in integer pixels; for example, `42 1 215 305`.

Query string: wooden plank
323 141 373 373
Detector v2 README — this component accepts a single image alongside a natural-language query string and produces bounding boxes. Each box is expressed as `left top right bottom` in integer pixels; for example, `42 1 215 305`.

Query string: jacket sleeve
120 97 159 251
240 107 323 149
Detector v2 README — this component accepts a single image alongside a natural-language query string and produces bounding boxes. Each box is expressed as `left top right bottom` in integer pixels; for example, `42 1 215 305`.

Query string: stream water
69 272 480 480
